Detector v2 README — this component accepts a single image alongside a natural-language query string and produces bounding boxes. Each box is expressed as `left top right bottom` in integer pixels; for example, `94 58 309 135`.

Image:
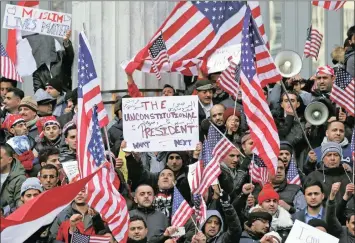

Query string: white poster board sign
122 96 199 152
286 220 339 243
62 161 79 182
207 44 241 73
3 4 71 38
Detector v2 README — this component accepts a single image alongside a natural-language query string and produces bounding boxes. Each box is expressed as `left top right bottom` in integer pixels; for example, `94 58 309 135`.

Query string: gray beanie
321 142 342 161
20 177 43 196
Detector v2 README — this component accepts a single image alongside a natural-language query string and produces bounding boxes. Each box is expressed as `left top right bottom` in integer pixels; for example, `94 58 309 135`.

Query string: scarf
26 116 38 129
18 150 35 171
153 189 173 218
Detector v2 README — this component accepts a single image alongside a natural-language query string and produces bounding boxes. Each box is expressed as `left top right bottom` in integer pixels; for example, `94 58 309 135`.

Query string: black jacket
108 117 124 157
32 40 74 93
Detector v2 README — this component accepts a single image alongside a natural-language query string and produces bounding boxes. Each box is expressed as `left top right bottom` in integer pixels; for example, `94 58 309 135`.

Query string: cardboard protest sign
207 44 241 73
62 161 79 182
286 220 339 243
122 96 199 152
3 4 71 38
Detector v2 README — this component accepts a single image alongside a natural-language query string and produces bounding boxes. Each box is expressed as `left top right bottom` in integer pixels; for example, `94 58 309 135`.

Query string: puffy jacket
0 160 26 213
32 40 74 93
129 207 169 240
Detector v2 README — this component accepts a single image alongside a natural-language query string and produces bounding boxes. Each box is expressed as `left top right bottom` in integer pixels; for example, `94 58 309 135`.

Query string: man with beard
195 79 214 124
39 164 59 191
292 179 325 223
128 216 149 243
2 114 28 138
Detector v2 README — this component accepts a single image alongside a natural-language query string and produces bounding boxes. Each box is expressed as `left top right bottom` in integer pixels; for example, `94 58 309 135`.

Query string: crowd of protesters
0 24 355 243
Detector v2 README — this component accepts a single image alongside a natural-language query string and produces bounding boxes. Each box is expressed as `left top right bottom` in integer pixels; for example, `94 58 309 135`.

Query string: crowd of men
0 24 355 243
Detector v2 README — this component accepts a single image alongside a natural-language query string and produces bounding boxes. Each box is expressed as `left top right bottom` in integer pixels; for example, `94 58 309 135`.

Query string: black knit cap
46 75 63 93
308 219 329 232
280 141 293 154
247 211 272 225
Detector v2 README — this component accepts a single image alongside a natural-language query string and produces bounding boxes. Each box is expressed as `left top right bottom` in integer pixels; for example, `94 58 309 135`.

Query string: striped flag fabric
286 158 301 186
72 232 111 243
0 169 101 243
303 25 323 60
77 105 129 242
312 1 347 11
1 43 23 82
148 34 170 80
240 6 280 176
193 194 206 225
330 66 355 116
123 1 249 76
248 1 269 50
249 155 269 186
77 31 109 128
171 186 194 227
351 129 355 166
216 58 241 99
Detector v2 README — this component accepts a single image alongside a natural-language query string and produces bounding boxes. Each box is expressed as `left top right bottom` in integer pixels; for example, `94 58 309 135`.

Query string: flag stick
279 81 313 151
190 216 200 232
208 121 246 158
103 126 115 167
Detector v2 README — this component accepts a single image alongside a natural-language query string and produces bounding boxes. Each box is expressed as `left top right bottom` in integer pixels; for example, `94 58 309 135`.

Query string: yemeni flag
0 168 101 243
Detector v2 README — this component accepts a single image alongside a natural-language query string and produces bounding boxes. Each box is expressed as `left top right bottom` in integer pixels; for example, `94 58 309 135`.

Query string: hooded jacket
199 205 241 243
0 160 26 212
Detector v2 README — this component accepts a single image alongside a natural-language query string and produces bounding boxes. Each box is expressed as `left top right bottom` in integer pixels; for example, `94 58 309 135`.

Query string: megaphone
274 50 302 78
304 101 329 126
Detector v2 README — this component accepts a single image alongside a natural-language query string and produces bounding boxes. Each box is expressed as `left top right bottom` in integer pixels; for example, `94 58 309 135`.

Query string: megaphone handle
280 81 313 151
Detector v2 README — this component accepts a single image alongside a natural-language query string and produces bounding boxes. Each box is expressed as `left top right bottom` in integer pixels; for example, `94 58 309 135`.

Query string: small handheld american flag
249 154 269 186
0 43 23 83
72 232 111 243
193 193 206 225
172 186 193 227
287 157 301 186
216 57 241 99
303 24 323 60
148 34 170 80
312 1 347 11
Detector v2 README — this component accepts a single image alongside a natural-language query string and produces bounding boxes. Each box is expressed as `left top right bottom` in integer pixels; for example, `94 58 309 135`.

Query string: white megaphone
304 101 329 126
274 50 303 78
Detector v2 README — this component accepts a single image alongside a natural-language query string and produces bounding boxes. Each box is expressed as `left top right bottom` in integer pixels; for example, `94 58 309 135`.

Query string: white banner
122 96 199 152
286 220 339 243
207 44 241 73
61 161 79 182
3 4 71 38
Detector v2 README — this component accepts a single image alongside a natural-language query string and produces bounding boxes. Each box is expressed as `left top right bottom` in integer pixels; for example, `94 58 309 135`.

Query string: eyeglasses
169 156 181 160
41 175 57 179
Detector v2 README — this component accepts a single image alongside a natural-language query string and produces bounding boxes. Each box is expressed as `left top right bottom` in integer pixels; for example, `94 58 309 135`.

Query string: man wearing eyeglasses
39 164 59 190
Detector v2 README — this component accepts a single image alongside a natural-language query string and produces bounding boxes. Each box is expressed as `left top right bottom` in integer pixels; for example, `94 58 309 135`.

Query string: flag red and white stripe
249 155 269 186
216 57 240 99
248 1 269 50
0 169 101 243
240 7 280 176
1 43 23 82
312 1 347 11
171 186 193 227
303 25 323 60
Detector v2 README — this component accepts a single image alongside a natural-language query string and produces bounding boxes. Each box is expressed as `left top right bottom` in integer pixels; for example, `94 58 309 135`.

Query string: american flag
239 7 280 176
312 1 347 11
171 186 194 227
330 67 355 116
216 58 240 99
77 31 128 242
193 194 206 225
249 155 269 186
303 25 323 60
287 157 301 186
123 1 268 76
1 43 23 82
351 129 355 167
148 34 170 80
72 232 111 243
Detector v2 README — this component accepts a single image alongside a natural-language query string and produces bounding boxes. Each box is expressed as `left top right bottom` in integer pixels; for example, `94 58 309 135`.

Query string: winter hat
1 114 25 130
264 231 282 243
114 98 123 114
195 79 213 91
18 96 38 112
34 88 56 105
247 211 272 226
46 75 63 93
223 107 241 122
258 183 279 205
20 177 43 196
308 218 329 232
280 141 293 154
321 142 342 161
241 131 251 144
316 65 334 76
36 116 61 139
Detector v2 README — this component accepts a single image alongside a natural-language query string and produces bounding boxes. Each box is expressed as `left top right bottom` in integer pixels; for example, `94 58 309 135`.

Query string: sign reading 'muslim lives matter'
122 96 199 152
3 4 71 38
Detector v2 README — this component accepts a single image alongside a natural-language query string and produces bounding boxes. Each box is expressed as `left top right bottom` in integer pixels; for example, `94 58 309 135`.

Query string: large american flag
216 58 240 99
249 155 269 186
287 158 301 186
171 186 194 227
77 31 128 242
330 67 355 116
72 232 111 243
148 34 170 80
193 194 206 225
1 43 23 83
312 1 347 11
303 25 323 60
240 7 280 176
123 1 268 76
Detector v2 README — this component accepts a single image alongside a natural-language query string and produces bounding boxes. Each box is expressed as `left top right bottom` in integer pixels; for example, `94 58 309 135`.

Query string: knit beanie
46 75 63 93
258 183 279 205
223 107 241 122
280 141 293 154
20 177 43 196
321 142 342 161
19 96 38 112
308 218 329 232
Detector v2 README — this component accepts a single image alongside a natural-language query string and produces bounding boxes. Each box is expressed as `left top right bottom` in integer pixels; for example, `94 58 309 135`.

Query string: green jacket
0 160 26 212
